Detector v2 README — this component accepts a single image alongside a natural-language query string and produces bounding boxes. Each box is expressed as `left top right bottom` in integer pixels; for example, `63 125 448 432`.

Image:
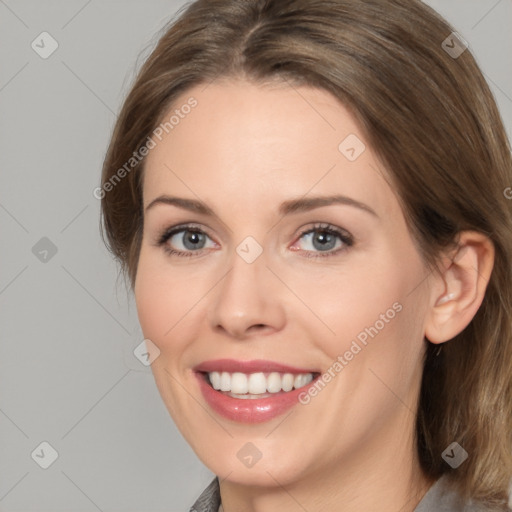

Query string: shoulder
189 477 220 512
189 474 510 511
414 475 510 512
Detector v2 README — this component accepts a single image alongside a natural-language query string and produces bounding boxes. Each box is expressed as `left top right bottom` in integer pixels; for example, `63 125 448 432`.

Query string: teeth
267 372 282 393
207 371 314 395
220 372 230 392
209 371 221 390
282 373 294 392
231 372 248 394
248 373 267 394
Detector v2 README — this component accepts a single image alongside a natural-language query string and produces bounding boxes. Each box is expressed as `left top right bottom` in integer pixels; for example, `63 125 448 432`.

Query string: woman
99 0 512 510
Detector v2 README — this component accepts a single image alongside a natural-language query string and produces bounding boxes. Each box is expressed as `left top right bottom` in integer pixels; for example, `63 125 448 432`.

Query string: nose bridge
208 242 286 338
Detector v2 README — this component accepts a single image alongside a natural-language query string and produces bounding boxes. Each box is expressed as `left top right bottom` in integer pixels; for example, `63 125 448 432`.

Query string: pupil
314 231 335 250
184 231 204 250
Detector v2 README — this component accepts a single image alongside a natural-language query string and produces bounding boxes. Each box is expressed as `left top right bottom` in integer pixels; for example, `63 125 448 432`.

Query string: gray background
0 1 510 510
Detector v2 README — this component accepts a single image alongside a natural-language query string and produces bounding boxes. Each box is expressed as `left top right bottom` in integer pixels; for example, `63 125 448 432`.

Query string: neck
218 412 437 512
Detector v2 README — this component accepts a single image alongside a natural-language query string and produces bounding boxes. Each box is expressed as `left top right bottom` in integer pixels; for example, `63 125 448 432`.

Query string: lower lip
195 372 315 423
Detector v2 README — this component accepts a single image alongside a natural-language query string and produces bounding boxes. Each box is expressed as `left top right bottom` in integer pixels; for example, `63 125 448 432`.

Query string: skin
134 78 495 512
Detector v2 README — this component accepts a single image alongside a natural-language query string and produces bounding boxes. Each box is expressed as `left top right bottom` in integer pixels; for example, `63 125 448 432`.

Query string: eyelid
155 221 354 259
153 223 218 259
294 222 353 242
290 223 354 255
155 221 214 242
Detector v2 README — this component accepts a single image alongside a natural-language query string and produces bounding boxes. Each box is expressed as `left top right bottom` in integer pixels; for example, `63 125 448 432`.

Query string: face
135 78 433 488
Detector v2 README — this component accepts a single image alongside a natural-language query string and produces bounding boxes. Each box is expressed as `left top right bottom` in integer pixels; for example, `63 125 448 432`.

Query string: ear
424 231 495 344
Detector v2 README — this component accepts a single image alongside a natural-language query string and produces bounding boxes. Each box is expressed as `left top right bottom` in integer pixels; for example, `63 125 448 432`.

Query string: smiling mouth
200 371 320 399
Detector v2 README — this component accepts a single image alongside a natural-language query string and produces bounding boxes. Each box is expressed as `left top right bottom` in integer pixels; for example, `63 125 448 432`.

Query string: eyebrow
145 194 378 218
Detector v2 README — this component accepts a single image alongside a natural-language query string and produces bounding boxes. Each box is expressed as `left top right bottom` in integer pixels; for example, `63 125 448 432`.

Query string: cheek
134 254 183 349
134 250 214 363
314 251 425 363
135 267 162 338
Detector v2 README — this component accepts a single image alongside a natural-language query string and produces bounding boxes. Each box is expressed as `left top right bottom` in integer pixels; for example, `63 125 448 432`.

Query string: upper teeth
208 371 314 394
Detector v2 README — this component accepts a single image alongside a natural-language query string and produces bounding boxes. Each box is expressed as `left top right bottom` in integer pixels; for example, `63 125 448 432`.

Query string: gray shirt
189 475 506 511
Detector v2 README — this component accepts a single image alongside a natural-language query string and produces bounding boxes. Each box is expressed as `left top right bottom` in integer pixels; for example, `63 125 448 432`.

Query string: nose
207 249 286 340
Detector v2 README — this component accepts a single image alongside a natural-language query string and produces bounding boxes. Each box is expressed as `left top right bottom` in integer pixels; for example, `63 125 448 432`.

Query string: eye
155 222 354 259
291 223 354 258
156 224 217 258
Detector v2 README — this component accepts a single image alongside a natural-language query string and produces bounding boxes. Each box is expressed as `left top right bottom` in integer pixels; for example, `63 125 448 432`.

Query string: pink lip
193 359 319 424
193 358 317 374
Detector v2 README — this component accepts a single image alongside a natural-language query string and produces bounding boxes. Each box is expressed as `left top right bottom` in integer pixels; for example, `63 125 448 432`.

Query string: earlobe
424 231 495 344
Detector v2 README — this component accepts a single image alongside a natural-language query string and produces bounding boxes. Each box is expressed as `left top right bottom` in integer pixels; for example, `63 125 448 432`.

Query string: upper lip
193 359 318 374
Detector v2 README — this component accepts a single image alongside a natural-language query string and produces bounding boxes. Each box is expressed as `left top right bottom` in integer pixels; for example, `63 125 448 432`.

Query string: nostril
247 324 270 334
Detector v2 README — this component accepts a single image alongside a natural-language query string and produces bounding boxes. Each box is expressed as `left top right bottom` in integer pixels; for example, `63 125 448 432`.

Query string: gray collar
190 475 498 511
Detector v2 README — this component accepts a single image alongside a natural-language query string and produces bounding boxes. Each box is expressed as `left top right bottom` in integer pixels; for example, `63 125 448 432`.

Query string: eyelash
155 223 354 259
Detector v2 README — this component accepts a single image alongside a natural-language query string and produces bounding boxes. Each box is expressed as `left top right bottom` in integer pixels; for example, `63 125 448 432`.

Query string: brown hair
100 0 512 507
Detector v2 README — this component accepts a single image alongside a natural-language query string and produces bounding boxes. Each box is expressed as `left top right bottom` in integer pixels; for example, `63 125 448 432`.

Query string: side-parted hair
100 0 512 507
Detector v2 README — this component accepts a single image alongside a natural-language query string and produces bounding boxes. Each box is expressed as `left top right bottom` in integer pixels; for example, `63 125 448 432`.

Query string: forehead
142 79 397 219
